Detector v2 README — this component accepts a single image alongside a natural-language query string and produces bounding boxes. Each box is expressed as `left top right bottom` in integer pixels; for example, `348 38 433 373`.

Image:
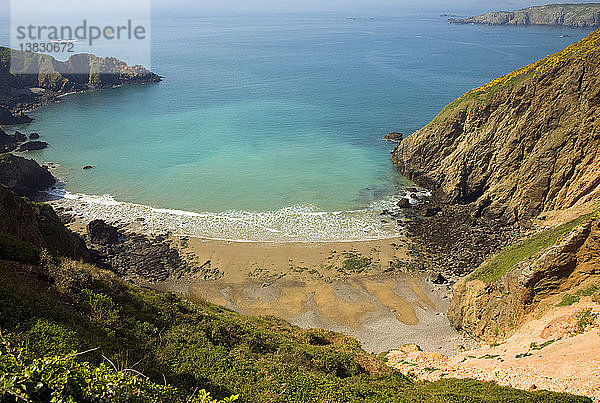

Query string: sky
1 0 599 17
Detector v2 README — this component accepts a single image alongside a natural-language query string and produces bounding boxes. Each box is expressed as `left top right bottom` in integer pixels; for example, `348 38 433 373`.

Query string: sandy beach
154 236 475 353
52 195 475 354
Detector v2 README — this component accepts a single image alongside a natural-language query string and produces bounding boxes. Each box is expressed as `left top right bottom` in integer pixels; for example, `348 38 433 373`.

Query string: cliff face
448 213 600 342
0 153 55 199
450 4 600 28
393 29 600 223
3 49 162 93
0 47 162 122
0 185 88 261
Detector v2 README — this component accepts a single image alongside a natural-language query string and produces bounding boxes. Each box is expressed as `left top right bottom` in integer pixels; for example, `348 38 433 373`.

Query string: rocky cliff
0 153 55 199
448 211 600 342
393 29 600 223
0 185 88 261
0 47 162 123
450 4 600 28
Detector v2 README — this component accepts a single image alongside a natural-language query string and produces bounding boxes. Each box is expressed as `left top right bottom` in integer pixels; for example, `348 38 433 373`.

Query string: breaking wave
43 188 427 242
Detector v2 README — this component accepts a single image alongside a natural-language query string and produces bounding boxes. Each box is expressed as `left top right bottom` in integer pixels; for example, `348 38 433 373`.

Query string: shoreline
64 211 476 355
45 187 412 243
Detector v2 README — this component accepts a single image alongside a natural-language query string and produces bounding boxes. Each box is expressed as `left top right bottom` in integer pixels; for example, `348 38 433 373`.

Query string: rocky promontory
0 153 55 199
0 47 163 124
450 3 600 28
393 29 600 223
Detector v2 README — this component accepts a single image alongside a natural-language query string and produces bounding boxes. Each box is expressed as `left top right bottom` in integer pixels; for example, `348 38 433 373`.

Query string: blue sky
1 0 599 16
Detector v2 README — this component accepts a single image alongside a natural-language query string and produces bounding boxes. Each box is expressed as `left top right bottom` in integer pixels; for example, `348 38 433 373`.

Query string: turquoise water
10 13 593 240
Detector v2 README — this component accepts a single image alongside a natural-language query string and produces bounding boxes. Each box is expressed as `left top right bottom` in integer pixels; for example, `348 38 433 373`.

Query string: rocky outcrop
448 215 600 342
384 132 403 142
0 128 36 153
450 4 600 28
0 47 162 123
0 153 55 199
0 185 88 260
0 106 32 125
17 141 49 152
393 29 600 223
85 220 203 283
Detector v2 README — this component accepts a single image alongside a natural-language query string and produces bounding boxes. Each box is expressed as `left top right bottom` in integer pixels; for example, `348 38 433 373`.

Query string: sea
3 9 593 241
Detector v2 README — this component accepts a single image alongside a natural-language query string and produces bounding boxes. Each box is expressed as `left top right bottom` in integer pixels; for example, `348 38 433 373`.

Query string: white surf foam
44 188 409 243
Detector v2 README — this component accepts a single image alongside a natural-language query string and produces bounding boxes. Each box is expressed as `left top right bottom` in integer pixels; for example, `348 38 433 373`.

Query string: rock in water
83 165 94 170
384 132 403 142
29 133 40 139
17 141 49 151
0 153 55 198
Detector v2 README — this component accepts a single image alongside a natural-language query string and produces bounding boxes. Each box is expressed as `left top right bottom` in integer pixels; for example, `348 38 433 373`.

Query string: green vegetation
576 309 598 334
426 28 600 126
530 340 557 351
339 252 374 274
0 232 41 265
469 211 597 284
558 284 600 307
515 339 558 359
0 257 589 402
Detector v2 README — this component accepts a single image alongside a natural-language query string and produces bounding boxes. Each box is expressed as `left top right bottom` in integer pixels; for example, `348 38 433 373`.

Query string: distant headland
449 3 600 28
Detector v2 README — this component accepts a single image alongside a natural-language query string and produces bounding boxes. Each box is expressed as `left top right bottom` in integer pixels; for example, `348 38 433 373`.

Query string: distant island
449 3 600 28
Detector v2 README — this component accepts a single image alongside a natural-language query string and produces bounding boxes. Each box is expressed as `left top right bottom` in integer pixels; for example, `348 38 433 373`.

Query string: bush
0 233 40 265
0 258 591 402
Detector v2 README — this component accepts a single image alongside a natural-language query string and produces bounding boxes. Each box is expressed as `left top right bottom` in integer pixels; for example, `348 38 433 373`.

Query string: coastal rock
0 48 162 116
17 141 49 151
396 198 410 208
29 133 40 139
12 131 27 143
449 4 600 28
87 219 121 245
423 207 441 217
83 165 94 170
0 185 88 260
0 106 33 125
0 153 55 199
448 218 600 342
0 128 18 152
405 202 518 278
84 221 206 283
393 29 600 224
384 132 403 142
431 273 448 284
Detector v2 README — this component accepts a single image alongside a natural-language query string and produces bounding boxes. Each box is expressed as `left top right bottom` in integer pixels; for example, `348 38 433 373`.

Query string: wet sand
155 236 475 354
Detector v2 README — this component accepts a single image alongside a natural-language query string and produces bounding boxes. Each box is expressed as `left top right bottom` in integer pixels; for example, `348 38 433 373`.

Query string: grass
557 284 600 307
469 211 597 284
0 257 590 402
575 309 598 334
530 340 557 351
0 232 41 264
